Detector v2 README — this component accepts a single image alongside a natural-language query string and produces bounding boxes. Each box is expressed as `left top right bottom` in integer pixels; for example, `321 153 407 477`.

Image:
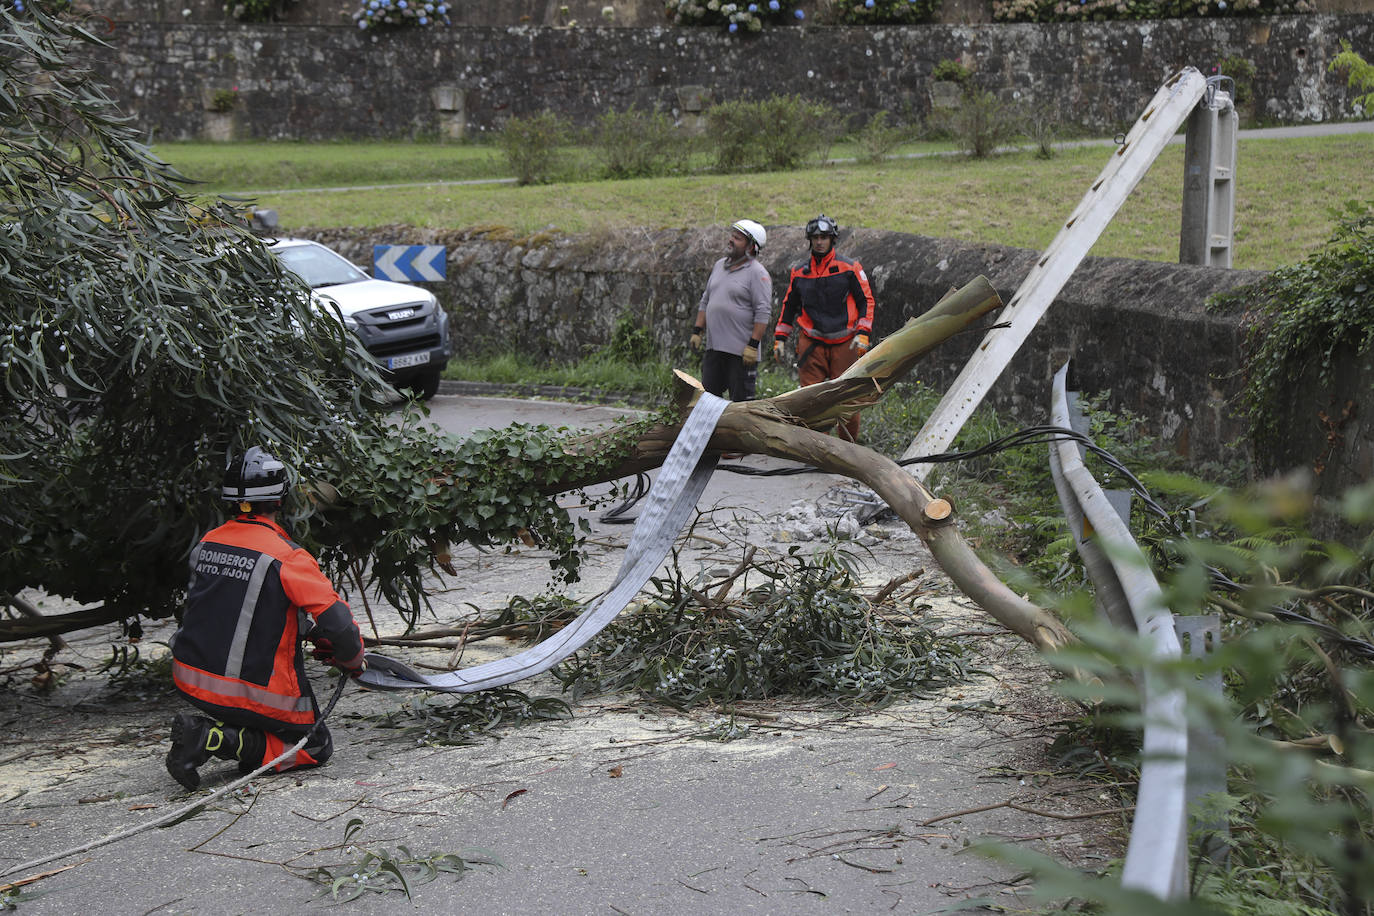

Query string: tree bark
3 275 1072 652
541 275 1073 651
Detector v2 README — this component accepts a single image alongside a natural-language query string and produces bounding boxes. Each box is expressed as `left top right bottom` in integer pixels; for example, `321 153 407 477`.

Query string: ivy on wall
224 0 298 22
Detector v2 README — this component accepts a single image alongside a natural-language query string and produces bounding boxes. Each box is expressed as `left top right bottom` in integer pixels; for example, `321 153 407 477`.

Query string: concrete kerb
0 394 1119 914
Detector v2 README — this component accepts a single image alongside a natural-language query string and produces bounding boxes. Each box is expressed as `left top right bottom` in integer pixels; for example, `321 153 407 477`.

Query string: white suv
270 238 452 399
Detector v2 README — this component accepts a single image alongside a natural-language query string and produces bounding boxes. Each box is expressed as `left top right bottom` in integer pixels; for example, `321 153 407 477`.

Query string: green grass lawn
155 133 1372 271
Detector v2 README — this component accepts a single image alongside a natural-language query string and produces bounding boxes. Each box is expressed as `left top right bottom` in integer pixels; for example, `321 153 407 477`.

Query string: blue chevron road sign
373 245 446 282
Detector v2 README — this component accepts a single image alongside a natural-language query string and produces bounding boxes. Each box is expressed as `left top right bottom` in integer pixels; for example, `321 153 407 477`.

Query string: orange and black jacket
171 514 364 732
774 249 877 345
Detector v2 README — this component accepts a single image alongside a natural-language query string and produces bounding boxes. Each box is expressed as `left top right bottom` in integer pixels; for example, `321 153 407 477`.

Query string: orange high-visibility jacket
171 514 363 731
774 249 876 345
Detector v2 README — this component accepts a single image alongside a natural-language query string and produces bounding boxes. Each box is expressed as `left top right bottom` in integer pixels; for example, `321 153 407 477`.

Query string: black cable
704 425 1374 660
599 472 650 524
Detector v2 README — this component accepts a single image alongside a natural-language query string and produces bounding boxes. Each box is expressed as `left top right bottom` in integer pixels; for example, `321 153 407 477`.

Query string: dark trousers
702 349 756 402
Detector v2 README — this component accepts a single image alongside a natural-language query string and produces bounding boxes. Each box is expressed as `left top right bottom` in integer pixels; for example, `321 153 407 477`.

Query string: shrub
592 108 689 180
1215 55 1257 106
1024 99 1059 159
209 87 240 113
665 0 806 32
224 0 297 21
1330 41 1374 113
1214 200 1374 460
931 57 973 85
705 94 839 172
828 0 941 23
855 109 909 163
498 111 570 186
932 85 1018 159
352 0 451 29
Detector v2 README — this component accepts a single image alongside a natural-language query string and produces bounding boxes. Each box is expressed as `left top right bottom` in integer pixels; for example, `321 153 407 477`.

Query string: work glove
742 341 760 367
689 329 703 351
773 339 786 361
850 332 870 353
310 638 367 678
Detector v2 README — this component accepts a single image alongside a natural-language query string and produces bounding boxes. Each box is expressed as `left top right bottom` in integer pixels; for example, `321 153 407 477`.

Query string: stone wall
299 224 1266 470
84 15 1374 140
81 0 1374 25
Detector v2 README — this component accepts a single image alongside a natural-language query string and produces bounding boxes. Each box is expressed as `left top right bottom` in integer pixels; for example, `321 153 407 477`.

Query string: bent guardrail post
1048 361 1190 901
1175 613 1230 862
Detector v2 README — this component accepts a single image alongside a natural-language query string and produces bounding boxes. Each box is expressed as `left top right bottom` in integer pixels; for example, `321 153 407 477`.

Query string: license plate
386 351 430 370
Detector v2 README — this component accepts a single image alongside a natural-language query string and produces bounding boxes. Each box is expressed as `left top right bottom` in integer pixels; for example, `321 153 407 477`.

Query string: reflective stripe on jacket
774 250 876 345
171 514 363 727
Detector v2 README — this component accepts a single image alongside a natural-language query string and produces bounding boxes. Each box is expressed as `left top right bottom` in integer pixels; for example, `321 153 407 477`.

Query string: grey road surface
0 395 1110 915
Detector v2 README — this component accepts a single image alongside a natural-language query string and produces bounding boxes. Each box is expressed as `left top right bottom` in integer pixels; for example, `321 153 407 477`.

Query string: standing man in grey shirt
689 219 772 401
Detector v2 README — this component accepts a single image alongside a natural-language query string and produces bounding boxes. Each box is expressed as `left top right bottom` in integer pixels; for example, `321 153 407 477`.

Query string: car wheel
409 368 442 401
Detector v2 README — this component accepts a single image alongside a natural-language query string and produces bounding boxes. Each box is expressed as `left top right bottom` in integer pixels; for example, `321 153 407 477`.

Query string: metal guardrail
1047 361 1190 900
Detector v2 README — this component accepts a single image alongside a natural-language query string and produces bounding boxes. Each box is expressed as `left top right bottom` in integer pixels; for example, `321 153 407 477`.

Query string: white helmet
731 219 767 253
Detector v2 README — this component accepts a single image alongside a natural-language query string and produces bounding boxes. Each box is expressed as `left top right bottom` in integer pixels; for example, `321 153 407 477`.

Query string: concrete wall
84 15 1374 140
298 224 1267 470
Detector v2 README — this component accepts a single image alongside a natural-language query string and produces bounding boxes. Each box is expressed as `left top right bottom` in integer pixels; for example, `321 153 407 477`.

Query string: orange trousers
799 337 862 442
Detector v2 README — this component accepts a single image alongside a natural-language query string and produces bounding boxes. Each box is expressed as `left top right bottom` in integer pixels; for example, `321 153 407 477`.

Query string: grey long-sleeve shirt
697 256 773 355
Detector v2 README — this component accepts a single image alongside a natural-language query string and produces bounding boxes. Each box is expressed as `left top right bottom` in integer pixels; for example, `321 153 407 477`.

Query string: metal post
1180 77 1239 268
1176 614 1230 864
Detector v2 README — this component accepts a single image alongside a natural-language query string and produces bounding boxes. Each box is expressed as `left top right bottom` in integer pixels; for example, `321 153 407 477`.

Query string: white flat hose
359 392 730 693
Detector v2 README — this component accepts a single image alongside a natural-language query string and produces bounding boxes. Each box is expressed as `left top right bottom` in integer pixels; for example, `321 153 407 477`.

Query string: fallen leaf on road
502 789 528 809
608 765 623 778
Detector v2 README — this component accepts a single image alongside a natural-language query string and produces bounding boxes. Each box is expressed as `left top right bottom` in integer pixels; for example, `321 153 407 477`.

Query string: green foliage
0 5 390 621
553 546 970 705
592 108 690 180
208 87 239 112
1212 200 1374 460
100 642 176 697
664 0 805 32
855 110 910 164
932 84 1020 159
930 58 973 85
497 111 570 186
307 415 639 626
829 0 941 23
991 0 1314 23
599 313 661 366
301 818 499 902
1330 42 1374 113
704 94 841 172
1216 56 1257 106
0 8 647 636
223 0 297 22
982 476 1374 916
368 688 573 746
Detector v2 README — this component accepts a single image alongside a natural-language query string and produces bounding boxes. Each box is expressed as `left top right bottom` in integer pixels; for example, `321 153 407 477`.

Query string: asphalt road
0 395 1113 915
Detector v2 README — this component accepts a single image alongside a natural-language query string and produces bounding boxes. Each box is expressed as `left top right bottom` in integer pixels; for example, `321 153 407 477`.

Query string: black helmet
805 214 839 239
222 446 288 506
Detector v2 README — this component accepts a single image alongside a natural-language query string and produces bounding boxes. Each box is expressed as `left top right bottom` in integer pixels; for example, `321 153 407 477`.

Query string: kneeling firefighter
165 446 365 789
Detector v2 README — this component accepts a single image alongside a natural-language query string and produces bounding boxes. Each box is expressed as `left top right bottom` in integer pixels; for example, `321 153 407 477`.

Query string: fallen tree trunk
536 275 1072 652
3 276 1071 651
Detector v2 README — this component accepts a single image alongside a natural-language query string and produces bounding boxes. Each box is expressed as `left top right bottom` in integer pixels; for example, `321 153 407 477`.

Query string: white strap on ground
359 392 730 693
900 67 1207 480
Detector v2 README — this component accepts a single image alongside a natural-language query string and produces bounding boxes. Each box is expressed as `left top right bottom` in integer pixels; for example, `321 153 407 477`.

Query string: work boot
165 713 214 789
167 715 264 788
